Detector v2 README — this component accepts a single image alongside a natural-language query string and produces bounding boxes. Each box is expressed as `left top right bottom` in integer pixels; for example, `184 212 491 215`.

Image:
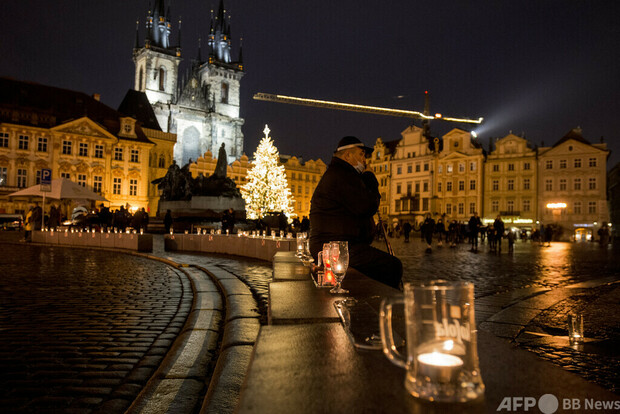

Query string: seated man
309 136 402 290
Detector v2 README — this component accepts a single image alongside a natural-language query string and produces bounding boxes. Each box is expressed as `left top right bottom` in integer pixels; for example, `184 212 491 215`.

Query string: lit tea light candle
170 228 173 235
417 352 463 383
140 229 144 235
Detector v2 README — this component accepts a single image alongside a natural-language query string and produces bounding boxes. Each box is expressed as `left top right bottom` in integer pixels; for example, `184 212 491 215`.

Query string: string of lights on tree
240 125 295 221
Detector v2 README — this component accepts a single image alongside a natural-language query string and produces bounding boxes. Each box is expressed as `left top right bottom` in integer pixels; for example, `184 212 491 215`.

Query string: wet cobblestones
0 242 191 413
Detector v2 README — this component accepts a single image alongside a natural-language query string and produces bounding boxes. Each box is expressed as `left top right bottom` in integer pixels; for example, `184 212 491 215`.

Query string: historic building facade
0 78 174 216
369 138 398 218
537 128 609 241
484 133 537 227
133 0 244 166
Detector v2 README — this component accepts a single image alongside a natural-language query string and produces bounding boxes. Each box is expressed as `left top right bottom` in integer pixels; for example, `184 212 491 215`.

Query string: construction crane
253 92 484 125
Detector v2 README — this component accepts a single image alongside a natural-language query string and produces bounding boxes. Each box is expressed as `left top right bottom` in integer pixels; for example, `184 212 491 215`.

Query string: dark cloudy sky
2 1 619 168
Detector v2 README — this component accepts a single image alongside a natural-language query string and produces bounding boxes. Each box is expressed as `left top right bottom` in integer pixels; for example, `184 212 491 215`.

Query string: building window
492 164 499 172
114 148 123 161
159 155 166 168
469 203 476 214
305 186 309 195
446 204 452 215
424 163 429 171
36 170 41 184
37 137 48 152
130 179 138 196
523 178 530 190
78 174 87 187
130 149 139 163
588 201 596 214
588 177 596 190
574 202 582 214
492 180 499 191
406 183 412 195
423 181 429 192
523 200 531 212
559 179 567 191
0 132 8 148
446 181 453 191
221 82 229 104
422 198 429 211
438 165 443 173
508 163 515 171
79 143 88 157
414 163 420 173
415 182 420 193
113 178 122 195
395 200 401 212
17 169 27 188
62 140 72 155
18 135 29 150
94 144 104 159
507 200 514 212
469 180 476 190
93 176 102 193
574 178 581 190
397 166 402 175
507 179 514 191
459 163 465 172
438 182 442 192
61 172 71 180
589 157 597 167
545 179 552 191
447 164 453 173
523 162 530 170
574 158 582 168
492 201 499 212
470 162 476 171
458 203 464 215
297 185 302 193
396 184 401 194
407 164 412 173
0 167 7 186
458 180 464 191
545 160 553 169
560 159 567 169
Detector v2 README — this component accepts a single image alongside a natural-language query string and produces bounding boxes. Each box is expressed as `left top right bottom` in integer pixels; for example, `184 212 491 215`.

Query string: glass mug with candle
329 241 349 294
379 281 485 403
317 243 336 287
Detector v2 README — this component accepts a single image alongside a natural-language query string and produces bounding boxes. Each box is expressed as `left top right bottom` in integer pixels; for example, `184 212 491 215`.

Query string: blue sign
41 168 52 192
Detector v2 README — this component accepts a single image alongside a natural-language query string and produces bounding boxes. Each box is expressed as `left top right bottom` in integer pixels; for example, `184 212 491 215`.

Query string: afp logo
497 394 559 413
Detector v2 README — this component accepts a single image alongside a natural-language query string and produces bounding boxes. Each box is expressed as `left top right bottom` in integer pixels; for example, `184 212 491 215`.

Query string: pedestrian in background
24 206 34 242
435 218 446 247
468 212 482 252
421 213 435 252
402 221 412 243
507 230 516 253
494 215 505 252
544 225 553 247
164 209 173 233
448 220 459 247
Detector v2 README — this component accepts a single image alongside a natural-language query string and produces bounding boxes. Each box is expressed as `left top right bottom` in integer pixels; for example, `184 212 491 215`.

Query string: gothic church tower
133 0 245 166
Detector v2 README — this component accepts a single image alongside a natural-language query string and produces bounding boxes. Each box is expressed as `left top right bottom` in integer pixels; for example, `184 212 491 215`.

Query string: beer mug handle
317 251 323 267
379 297 407 369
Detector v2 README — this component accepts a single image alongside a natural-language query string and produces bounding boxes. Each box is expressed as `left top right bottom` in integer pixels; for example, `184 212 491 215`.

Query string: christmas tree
241 125 295 220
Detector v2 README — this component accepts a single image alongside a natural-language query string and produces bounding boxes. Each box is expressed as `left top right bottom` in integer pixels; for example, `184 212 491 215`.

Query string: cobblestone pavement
0 241 192 413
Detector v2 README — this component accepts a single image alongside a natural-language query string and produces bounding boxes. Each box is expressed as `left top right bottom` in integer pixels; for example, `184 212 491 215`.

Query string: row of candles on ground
42 227 145 234
172 228 295 239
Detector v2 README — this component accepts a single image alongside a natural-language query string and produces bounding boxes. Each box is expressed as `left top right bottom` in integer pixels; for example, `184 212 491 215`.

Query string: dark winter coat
309 157 379 253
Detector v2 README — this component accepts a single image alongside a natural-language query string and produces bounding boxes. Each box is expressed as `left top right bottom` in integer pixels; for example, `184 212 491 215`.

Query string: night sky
2 1 619 168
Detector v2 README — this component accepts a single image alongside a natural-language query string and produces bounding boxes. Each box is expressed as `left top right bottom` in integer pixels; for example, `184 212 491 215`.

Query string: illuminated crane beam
253 93 484 124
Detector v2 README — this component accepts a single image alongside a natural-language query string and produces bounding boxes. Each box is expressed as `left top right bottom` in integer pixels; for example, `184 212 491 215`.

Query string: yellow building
435 128 484 222
484 133 537 229
537 128 609 241
389 125 437 223
369 137 398 217
0 78 175 217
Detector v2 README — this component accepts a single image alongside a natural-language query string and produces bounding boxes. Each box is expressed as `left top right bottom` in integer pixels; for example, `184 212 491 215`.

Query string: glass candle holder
568 314 584 345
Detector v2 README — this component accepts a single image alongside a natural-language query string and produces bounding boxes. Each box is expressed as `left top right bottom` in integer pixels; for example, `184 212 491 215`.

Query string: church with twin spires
132 0 244 166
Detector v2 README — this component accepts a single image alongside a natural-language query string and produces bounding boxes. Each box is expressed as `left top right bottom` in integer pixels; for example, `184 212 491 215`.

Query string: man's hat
335 136 373 156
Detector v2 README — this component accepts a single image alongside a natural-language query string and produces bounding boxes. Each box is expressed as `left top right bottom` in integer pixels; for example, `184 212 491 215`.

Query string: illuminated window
0 167 7 186
18 135 29 150
574 178 581 190
62 140 72 155
470 162 476 171
113 178 122 195
94 144 104 159
438 165 443 174
447 164 453 173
